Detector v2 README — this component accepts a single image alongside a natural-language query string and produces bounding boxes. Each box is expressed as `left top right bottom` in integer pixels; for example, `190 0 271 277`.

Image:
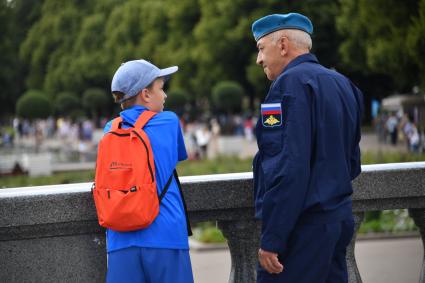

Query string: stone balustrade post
218 219 261 283
347 212 364 283
409 208 425 283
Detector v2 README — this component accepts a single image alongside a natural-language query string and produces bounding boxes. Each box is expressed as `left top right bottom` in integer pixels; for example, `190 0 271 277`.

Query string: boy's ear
139 89 150 102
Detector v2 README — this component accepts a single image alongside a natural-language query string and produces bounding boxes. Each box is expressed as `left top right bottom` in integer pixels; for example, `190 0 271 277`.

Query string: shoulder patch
261 103 282 127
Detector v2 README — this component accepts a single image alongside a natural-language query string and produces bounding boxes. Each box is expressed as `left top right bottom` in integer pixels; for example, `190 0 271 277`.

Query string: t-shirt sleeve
177 119 188 162
103 120 112 134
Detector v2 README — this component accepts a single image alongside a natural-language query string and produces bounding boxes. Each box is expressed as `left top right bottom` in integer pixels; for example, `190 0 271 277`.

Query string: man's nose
256 53 262 65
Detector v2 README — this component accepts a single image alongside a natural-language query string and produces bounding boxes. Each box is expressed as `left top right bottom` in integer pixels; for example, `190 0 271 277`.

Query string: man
251 13 363 282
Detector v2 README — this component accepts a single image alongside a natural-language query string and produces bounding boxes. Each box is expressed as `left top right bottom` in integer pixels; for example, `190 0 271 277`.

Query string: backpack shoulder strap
173 170 193 236
110 117 122 131
134 110 157 129
157 170 192 236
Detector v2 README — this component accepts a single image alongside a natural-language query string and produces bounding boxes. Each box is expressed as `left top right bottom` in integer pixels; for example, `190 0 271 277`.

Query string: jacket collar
281 53 319 74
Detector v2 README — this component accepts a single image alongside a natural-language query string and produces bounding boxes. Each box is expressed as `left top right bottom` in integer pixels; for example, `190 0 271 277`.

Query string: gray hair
270 29 312 51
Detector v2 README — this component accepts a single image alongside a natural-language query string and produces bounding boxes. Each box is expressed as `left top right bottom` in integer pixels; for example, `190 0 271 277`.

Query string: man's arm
350 83 364 180
260 81 313 254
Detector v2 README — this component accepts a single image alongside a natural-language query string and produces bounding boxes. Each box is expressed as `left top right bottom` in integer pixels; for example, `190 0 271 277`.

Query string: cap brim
159 66 178 79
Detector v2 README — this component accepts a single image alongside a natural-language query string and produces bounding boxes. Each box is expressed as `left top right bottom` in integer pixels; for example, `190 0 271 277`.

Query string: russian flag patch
261 103 282 127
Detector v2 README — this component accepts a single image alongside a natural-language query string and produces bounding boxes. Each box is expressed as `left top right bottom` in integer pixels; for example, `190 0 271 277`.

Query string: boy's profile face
146 78 167 112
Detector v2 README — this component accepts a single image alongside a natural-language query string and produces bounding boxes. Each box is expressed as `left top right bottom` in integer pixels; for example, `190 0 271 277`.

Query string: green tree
20 0 92 93
103 0 168 72
0 0 44 116
337 0 423 91
55 92 80 116
0 0 15 116
82 88 109 120
16 90 52 119
155 0 200 98
165 89 189 114
13 0 374 121
212 81 244 114
407 0 425 89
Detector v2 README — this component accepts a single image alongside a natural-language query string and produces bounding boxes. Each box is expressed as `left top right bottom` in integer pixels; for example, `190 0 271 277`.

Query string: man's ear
279 36 289 56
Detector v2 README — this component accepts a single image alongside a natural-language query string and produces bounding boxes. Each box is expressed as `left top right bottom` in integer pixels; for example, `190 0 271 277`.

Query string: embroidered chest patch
261 103 282 127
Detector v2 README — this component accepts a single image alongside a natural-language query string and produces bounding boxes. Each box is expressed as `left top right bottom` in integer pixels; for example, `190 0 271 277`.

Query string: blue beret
252 13 313 41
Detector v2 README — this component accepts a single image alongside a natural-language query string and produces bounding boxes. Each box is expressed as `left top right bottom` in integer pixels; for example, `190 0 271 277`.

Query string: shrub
211 81 244 113
82 88 109 119
16 90 52 119
55 92 80 116
166 89 189 113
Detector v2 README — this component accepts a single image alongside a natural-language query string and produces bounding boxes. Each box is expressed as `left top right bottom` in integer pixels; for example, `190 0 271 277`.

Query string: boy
103 59 193 283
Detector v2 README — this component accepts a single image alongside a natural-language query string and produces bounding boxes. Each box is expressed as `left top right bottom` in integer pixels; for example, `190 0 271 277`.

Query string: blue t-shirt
103 105 188 252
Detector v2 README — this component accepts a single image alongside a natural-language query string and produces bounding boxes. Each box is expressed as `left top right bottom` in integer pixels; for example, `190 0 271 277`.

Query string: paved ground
190 237 423 283
206 132 408 159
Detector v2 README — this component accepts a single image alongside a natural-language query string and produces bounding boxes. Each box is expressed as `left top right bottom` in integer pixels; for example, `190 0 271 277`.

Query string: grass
361 151 425 164
192 222 227 243
0 170 95 189
176 155 252 176
0 156 253 189
359 209 417 234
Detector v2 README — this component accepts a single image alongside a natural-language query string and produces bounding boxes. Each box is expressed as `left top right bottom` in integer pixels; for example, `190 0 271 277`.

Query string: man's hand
258 248 284 274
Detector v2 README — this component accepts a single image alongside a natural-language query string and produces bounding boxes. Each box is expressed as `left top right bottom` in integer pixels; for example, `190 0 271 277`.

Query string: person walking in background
195 124 211 159
386 113 398 145
103 59 193 283
251 13 363 283
408 122 420 153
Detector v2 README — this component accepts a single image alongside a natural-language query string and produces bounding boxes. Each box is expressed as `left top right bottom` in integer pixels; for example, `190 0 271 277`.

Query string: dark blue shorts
106 247 193 283
257 217 355 283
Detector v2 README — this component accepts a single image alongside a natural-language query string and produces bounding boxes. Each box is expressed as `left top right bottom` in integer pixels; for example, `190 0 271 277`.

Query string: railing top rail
361 161 425 172
1 161 425 199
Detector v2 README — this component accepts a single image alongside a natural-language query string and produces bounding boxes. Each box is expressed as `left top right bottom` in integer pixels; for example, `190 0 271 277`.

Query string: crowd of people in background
374 111 423 153
180 114 257 160
0 117 102 155
2 111 423 158
0 114 258 160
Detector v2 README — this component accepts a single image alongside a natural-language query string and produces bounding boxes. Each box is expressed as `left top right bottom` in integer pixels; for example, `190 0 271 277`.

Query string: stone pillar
218 219 261 283
409 208 425 283
347 212 364 283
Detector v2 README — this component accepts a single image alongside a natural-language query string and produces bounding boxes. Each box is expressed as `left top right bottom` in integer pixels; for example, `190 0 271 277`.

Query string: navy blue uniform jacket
253 53 363 254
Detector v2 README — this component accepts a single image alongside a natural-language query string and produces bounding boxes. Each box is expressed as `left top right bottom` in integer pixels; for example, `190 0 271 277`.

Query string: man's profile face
256 33 285 81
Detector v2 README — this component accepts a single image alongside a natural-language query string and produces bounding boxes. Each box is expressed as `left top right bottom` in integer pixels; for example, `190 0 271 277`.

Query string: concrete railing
1 162 425 283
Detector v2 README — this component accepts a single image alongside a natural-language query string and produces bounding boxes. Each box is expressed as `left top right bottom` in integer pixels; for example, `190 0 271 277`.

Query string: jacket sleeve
350 84 364 180
259 81 312 254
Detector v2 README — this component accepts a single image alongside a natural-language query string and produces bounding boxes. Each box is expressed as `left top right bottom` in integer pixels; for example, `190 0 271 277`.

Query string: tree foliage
212 81 244 113
16 90 52 119
0 0 44 116
2 0 424 120
82 88 109 119
165 89 189 115
337 0 425 91
55 91 80 116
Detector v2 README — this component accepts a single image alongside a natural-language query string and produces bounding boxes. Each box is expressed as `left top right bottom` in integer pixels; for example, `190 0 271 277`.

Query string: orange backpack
92 110 171 232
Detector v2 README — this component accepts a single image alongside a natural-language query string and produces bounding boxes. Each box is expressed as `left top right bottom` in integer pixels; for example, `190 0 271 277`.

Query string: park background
1 1 425 282
1 0 425 122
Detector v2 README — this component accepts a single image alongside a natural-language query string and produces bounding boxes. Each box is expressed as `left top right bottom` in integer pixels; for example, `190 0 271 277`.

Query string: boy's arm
176 117 188 162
